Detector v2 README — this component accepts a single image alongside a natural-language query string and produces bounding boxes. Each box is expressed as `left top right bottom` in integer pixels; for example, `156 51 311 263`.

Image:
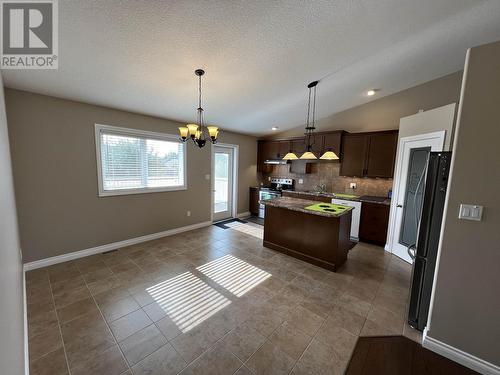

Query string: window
95 124 186 196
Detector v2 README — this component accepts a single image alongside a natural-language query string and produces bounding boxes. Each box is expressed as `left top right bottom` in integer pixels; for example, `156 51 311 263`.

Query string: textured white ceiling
3 0 500 136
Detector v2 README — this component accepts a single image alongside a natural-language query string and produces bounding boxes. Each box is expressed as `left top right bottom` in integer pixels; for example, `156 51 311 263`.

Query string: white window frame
95 124 187 197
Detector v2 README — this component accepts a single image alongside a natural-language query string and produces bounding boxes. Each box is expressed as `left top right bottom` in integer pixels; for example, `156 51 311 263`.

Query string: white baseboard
23 221 212 271
23 269 29 375
236 211 251 219
423 329 500 375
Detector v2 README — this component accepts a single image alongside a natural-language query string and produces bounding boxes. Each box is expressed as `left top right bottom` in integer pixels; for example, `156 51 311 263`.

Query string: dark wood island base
263 204 352 271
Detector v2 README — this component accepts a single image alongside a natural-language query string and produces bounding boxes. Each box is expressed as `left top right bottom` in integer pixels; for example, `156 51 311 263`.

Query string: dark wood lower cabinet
359 202 390 246
249 187 260 215
263 205 352 271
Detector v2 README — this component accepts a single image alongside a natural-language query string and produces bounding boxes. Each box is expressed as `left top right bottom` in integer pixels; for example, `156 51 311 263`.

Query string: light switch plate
298 179 304 184
458 204 483 221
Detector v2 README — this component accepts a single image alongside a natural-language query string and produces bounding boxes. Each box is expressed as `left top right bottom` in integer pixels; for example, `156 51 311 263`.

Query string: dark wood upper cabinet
291 139 306 155
340 130 398 178
340 134 369 177
321 132 342 157
278 141 290 159
365 132 398 178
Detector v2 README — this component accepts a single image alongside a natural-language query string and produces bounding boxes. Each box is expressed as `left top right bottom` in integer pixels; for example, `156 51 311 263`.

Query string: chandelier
178 69 219 148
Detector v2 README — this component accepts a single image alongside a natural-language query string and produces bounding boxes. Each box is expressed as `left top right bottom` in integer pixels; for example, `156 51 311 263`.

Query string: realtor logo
1 0 58 69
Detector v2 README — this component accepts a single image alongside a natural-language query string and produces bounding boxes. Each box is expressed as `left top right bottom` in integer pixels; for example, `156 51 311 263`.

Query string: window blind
98 129 185 192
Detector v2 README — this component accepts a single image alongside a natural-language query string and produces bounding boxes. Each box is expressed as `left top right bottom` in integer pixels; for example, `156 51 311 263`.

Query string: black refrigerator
407 151 452 331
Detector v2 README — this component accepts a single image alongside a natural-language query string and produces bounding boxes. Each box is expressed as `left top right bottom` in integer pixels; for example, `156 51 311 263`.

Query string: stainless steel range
258 178 294 218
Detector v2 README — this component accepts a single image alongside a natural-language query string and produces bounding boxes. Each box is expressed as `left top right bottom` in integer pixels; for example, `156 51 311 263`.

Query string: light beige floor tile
100 296 141 322
181 341 242 375
245 339 296 375
110 309 152 342
334 292 372 318
119 324 167 366
222 321 266 362
132 343 187 375
314 325 357 362
290 337 346 375
284 305 325 336
155 315 183 341
268 322 312 360
234 365 254 375
323 306 366 336
366 305 404 335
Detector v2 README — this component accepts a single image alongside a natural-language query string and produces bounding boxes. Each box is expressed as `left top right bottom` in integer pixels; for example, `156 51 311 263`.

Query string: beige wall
6 89 257 262
427 41 500 367
0 78 25 373
267 71 462 139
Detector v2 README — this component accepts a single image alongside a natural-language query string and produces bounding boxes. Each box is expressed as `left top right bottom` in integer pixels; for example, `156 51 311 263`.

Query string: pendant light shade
300 150 318 160
179 69 219 147
319 150 339 160
283 152 299 160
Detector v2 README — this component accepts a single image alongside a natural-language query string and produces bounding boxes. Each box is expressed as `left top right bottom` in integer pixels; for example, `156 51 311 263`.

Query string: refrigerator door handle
408 244 417 260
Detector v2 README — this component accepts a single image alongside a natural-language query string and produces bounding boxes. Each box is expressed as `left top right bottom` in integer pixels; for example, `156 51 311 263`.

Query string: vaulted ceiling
3 0 500 135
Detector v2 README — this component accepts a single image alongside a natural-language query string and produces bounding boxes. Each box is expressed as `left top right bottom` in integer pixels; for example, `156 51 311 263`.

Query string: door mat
213 218 248 229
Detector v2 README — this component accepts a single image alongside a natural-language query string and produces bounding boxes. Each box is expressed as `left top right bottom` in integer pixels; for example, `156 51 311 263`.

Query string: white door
391 134 444 262
213 146 234 222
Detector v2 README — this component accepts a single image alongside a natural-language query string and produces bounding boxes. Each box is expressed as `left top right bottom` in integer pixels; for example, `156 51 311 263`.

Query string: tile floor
26 221 419 375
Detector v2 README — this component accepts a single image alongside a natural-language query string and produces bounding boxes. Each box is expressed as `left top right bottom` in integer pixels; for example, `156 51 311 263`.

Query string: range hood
264 159 289 165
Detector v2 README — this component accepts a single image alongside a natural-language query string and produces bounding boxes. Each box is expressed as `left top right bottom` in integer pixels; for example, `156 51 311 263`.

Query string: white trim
385 130 446 256
236 211 251 219
423 329 500 375
23 221 212 271
211 143 239 222
94 123 187 197
23 270 29 375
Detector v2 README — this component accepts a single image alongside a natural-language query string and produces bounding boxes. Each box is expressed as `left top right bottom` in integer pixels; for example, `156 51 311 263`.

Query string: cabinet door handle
397 204 403 208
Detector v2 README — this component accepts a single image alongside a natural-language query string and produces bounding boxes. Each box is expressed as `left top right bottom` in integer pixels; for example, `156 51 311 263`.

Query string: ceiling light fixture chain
179 69 219 148
283 79 338 161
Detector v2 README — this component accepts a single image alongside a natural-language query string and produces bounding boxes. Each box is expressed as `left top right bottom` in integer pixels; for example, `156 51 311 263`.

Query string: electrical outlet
350 182 357 189
205 174 210 180
298 179 304 184
186 210 191 217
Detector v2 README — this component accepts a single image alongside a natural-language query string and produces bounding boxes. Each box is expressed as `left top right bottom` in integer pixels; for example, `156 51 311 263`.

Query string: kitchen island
261 197 353 271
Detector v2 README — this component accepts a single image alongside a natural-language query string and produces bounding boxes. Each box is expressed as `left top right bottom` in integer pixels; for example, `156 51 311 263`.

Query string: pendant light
299 80 319 160
178 69 219 148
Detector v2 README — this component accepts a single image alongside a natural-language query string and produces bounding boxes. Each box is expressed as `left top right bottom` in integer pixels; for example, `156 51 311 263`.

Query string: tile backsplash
259 162 393 197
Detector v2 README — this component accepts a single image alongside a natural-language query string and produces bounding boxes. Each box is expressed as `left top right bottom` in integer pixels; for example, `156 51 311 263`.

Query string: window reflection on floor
146 254 271 333
146 271 230 333
197 254 271 297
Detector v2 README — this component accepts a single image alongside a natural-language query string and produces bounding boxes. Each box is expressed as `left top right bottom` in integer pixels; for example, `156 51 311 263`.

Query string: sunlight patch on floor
146 271 231 332
197 254 271 297
225 221 263 239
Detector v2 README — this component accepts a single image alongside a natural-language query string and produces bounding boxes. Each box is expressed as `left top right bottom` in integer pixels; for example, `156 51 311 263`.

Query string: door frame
385 131 445 259
211 143 239 223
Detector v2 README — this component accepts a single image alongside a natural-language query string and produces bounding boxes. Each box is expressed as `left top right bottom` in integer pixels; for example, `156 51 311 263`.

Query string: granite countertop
260 197 353 218
285 190 391 206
